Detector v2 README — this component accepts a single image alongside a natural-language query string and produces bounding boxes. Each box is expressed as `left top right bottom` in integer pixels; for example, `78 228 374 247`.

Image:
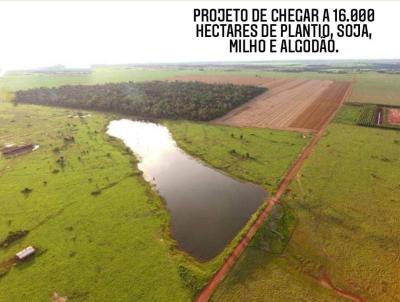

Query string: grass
333 104 364 125
212 204 346 302
2 67 399 301
218 69 354 81
212 122 400 301
350 72 400 105
0 102 313 301
165 121 311 194
0 102 191 301
210 69 400 105
2 66 400 301
0 67 200 91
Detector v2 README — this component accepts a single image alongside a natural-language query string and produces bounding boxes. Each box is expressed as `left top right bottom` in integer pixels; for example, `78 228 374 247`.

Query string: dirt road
196 82 353 302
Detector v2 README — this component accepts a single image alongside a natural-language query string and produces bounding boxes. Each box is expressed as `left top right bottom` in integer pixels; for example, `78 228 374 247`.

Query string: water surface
107 119 266 260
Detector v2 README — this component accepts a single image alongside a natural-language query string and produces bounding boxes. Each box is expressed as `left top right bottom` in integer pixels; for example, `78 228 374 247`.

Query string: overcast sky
0 1 399 71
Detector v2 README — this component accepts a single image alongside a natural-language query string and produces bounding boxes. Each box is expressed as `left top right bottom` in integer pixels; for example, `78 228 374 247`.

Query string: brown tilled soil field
172 75 352 131
290 81 352 130
388 108 400 124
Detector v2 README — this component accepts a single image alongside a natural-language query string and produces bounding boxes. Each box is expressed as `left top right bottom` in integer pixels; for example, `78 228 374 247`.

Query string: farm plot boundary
354 103 400 130
172 75 351 132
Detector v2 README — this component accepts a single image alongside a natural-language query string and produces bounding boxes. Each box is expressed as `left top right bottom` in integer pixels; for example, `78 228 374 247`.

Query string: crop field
205 70 400 106
356 105 378 127
214 79 333 131
173 75 351 131
337 103 400 130
175 70 400 106
174 70 400 106
212 121 400 302
289 81 352 130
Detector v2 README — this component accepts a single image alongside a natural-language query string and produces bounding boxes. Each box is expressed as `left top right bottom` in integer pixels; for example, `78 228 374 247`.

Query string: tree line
15 81 266 121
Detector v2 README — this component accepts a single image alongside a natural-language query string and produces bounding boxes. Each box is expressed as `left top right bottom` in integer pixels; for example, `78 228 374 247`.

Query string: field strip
196 82 353 302
213 80 332 129
170 74 274 86
171 75 344 131
213 79 310 125
290 81 352 130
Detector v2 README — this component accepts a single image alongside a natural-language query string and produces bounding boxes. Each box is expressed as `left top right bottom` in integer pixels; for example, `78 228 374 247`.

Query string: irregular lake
107 119 267 260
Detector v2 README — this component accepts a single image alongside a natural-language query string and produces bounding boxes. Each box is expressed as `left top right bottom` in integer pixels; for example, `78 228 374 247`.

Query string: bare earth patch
388 108 400 124
290 81 352 130
172 75 352 132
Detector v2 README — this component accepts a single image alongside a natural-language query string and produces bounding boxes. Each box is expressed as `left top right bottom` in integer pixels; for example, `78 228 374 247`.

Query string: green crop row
357 105 377 127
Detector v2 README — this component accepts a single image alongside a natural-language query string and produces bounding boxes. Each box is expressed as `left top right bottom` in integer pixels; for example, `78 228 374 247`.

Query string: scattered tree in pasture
20 187 33 197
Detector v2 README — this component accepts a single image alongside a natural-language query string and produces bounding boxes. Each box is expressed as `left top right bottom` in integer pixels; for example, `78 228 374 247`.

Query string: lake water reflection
107 119 266 260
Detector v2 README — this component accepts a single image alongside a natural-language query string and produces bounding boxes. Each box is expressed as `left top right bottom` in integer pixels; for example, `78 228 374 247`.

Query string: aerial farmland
173 74 351 131
1 61 400 302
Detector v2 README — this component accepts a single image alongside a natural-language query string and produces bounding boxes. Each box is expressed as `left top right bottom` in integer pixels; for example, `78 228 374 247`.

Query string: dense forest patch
14 81 266 121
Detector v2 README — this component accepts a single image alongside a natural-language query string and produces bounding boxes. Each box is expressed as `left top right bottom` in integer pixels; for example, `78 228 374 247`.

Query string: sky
0 1 399 71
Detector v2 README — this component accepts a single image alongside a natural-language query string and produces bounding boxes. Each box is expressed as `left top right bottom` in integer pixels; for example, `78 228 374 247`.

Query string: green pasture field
1 66 400 301
350 72 400 105
0 102 191 302
165 121 311 194
0 67 199 91
0 102 312 301
332 103 364 125
212 121 400 301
